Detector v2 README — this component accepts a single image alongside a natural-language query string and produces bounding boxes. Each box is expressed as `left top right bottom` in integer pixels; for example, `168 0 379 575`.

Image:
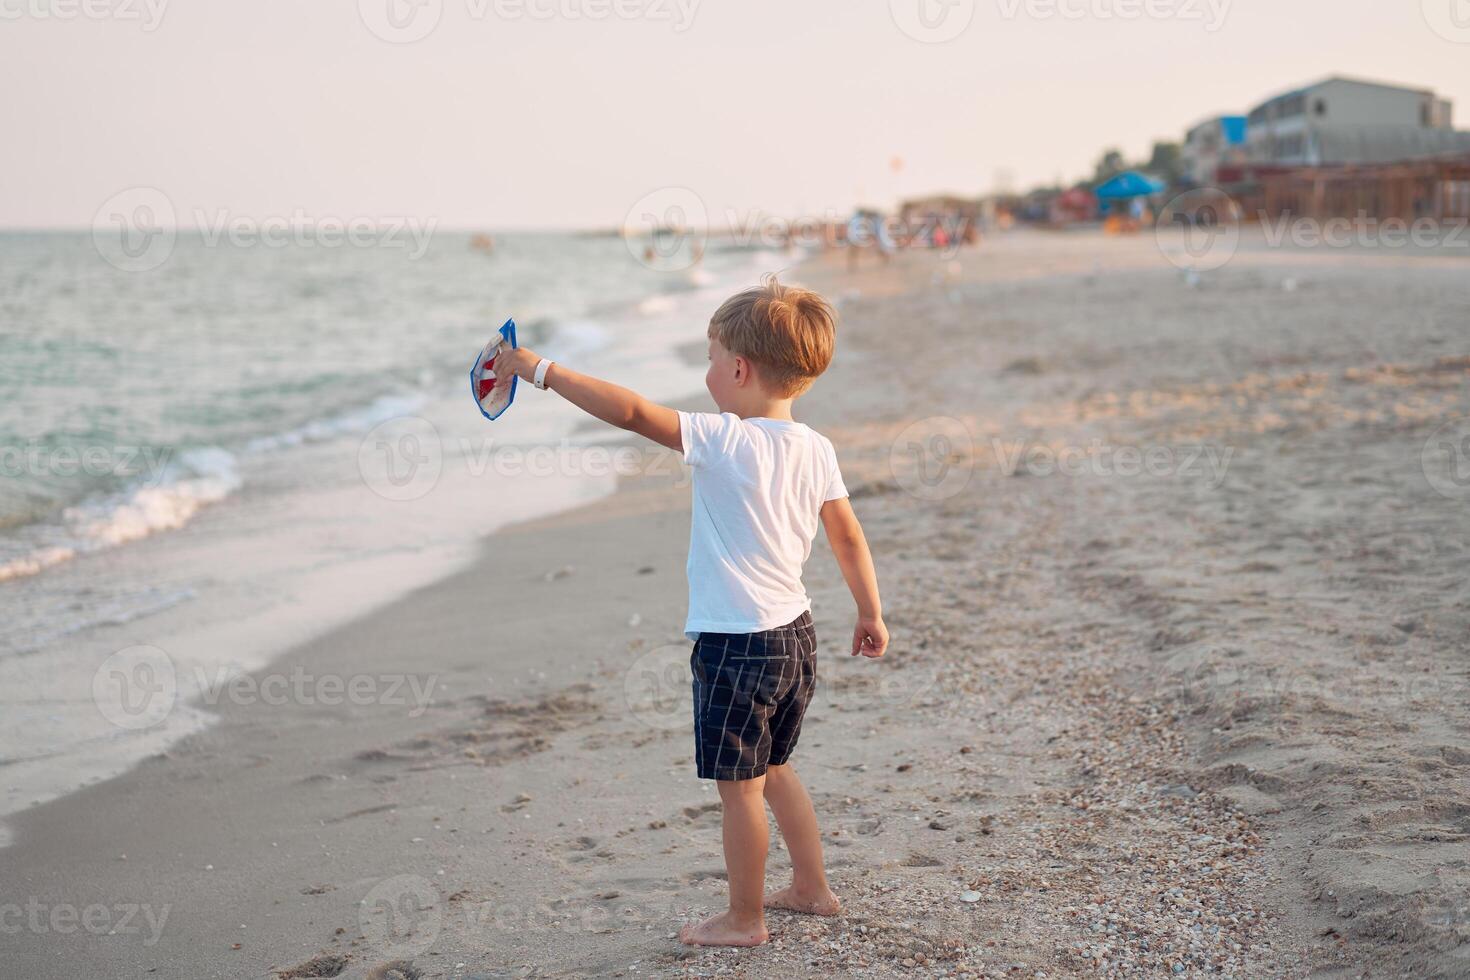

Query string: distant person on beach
495 276 889 947
846 209 893 271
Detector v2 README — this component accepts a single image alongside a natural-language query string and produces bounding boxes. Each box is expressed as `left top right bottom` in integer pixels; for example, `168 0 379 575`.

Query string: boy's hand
494 345 540 382
851 615 888 658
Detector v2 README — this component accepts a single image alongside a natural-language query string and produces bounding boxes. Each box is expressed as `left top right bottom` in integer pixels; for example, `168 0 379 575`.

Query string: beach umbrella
1094 171 1166 200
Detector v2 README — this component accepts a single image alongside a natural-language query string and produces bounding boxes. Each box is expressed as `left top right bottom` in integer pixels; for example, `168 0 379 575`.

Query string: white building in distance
1245 76 1470 167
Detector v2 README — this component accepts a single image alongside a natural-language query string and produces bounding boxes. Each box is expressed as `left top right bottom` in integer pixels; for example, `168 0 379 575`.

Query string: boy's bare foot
763 884 842 916
678 910 769 947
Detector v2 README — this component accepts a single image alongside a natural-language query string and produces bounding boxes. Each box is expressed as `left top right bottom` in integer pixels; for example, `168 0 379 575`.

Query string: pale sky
3 0 1468 229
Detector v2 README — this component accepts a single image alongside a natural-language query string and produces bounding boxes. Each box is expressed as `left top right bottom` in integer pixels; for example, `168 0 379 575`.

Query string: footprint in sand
562 834 617 864
600 875 670 896
362 961 423 980
681 801 721 828
275 953 349 979
683 868 729 884
901 852 944 868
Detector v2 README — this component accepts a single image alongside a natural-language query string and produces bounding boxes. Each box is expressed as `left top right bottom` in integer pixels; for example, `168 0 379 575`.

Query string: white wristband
533 358 554 390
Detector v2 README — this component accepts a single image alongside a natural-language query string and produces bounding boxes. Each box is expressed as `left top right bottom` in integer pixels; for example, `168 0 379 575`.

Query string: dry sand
2 228 1467 979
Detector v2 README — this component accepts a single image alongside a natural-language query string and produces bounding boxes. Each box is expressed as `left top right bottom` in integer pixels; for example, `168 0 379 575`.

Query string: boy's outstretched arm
496 347 682 452
819 498 889 658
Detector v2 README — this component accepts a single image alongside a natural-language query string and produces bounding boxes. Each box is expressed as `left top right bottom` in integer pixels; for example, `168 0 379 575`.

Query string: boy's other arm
819 497 889 658
497 347 682 452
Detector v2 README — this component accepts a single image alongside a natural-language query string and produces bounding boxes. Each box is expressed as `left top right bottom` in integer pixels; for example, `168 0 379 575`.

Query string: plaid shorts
690 611 817 781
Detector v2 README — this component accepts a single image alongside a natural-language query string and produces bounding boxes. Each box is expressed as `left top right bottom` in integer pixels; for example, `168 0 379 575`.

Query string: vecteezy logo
889 0 975 42
93 645 178 731
1423 0 1470 42
91 187 177 273
1155 188 1242 272
1421 417 1470 500
360 875 441 957
358 416 443 501
890 416 974 501
358 0 443 43
624 643 693 731
623 186 708 272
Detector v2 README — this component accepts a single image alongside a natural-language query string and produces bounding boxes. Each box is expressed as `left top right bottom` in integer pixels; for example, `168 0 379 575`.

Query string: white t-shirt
678 411 848 640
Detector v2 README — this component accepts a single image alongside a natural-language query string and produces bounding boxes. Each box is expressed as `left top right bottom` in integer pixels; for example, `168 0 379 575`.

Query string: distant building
1182 115 1248 186
1245 76 1470 167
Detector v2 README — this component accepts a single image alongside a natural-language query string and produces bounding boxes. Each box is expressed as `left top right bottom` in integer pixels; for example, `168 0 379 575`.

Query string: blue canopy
1094 171 1166 200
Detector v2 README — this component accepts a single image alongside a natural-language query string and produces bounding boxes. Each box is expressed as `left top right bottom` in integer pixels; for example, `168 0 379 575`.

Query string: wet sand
3 229 1468 978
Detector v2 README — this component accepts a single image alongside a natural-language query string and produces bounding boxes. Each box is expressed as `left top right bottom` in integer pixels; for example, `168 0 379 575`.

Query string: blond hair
707 275 837 398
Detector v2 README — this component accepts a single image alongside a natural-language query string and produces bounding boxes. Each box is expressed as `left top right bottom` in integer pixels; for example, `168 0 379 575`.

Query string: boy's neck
732 398 795 422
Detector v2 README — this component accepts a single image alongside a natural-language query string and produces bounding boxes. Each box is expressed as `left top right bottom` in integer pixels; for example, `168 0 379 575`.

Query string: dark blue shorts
690 611 817 781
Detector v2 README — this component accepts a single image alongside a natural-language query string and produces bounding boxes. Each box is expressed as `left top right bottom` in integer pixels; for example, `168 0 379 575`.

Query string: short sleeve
678 411 745 468
821 437 848 502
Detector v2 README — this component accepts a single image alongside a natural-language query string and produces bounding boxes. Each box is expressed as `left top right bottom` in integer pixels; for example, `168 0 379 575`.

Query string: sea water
0 229 796 842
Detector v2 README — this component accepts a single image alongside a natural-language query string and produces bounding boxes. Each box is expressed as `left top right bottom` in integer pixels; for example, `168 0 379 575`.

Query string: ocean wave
71 447 241 546
243 392 429 454
0 448 242 584
0 241 805 590
542 319 612 361
0 545 75 583
0 389 442 586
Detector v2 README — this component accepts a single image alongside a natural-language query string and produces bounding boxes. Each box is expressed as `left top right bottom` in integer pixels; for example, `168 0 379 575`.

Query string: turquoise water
0 231 721 574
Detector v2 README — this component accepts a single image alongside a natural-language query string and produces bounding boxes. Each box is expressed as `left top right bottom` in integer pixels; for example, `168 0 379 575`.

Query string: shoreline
0 244 775 845
4 233 1467 978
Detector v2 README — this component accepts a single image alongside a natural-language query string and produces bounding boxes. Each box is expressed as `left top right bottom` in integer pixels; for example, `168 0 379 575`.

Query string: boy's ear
733 355 751 387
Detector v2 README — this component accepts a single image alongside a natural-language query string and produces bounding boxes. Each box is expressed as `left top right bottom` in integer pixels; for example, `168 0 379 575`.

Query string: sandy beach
3 229 1468 979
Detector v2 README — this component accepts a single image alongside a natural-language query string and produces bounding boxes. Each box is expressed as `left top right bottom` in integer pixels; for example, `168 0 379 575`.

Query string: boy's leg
758 615 835 914
679 775 770 947
718 776 769 922
762 763 841 915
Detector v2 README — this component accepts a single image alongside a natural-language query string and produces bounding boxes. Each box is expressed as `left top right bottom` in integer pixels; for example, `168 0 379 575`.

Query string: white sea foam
0 448 242 583
637 294 677 315
0 389 446 586
69 447 241 546
0 545 76 584
543 319 612 361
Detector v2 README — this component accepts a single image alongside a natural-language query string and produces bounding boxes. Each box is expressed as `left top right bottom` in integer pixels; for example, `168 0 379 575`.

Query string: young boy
495 276 888 947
